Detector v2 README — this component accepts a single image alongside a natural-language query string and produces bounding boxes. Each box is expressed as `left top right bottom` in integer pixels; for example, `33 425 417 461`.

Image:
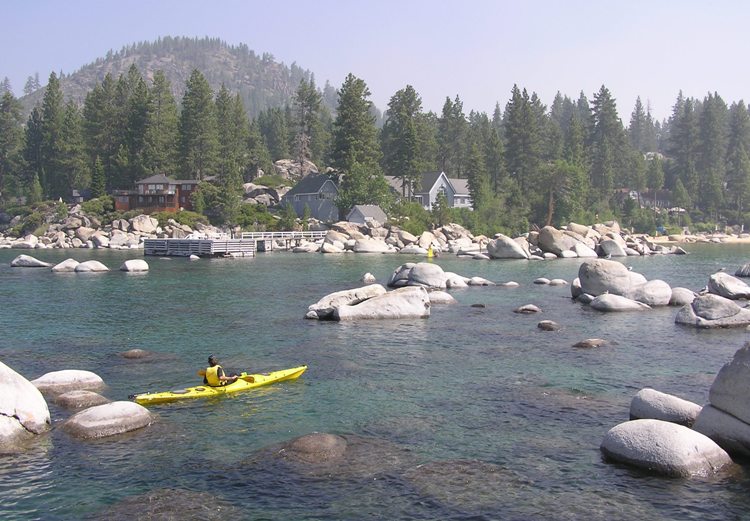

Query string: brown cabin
113 174 200 213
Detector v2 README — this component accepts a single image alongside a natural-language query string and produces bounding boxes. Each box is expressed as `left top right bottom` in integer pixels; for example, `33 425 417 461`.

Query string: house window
182 184 192 190
158 196 164 204
138 196 144 203
294 195 300 201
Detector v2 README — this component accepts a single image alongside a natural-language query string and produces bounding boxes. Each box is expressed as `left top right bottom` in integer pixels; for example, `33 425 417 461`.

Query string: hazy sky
3 0 748 122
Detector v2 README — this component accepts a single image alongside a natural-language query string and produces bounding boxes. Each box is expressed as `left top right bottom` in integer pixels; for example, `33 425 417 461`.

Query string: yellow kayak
131 365 307 405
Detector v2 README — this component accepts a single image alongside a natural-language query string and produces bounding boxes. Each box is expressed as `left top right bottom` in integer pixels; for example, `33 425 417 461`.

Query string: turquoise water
1 245 750 520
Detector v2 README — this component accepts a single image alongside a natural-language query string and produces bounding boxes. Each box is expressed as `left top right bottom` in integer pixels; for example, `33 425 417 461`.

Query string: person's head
208 355 218 367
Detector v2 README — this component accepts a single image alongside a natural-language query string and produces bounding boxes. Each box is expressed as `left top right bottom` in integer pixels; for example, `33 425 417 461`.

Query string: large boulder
10 254 51 268
0 360 51 450
577 259 647 297
62 401 152 439
54 390 110 409
630 279 672 307
590 294 651 312
486 234 529 259
333 286 430 321
598 239 628 257
75 260 109 272
669 287 696 306
51 258 80 272
693 405 750 458
130 215 158 234
537 226 579 256
352 238 390 254
705 343 750 425
31 369 105 396
388 262 447 289
281 432 347 463
306 284 388 320
120 259 149 272
600 419 731 477
629 388 702 427
675 294 750 328
573 242 599 258
707 271 750 299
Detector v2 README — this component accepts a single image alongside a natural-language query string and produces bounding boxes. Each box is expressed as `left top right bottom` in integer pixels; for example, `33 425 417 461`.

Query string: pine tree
40 71 66 198
23 107 44 201
331 74 381 174
143 70 179 176
503 85 542 195
215 86 248 224
247 120 273 179
437 95 467 175
465 141 490 210
667 92 699 201
646 155 665 209
293 78 322 168
257 107 290 161
0 91 24 199
55 101 89 197
1 77 12 95
628 97 648 152
726 101 750 222
90 156 106 198
179 69 218 180
83 74 118 189
589 85 627 203
696 92 727 216
381 85 423 198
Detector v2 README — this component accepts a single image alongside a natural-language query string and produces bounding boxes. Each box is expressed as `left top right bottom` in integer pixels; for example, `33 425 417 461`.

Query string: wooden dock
143 231 327 257
143 238 257 257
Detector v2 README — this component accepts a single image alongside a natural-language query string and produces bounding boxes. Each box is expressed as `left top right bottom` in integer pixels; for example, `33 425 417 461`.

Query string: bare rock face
120 259 149 272
708 271 750 299
273 159 319 181
333 286 431 321
62 401 152 439
306 284 388 320
31 369 105 396
129 214 158 234
629 388 702 426
705 344 750 426
537 226 580 256
486 234 530 259
74 260 109 272
51 258 80 272
388 262 446 289
600 419 731 477
590 294 651 312
10 254 51 268
0 360 51 450
675 294 750 328
54 390 110 409
669 287 696 306
578 259 647 298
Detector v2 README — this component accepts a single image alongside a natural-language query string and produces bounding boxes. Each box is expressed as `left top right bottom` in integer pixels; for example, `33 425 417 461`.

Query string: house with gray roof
385 172 472 211
346 204 388 225
280 172 339 221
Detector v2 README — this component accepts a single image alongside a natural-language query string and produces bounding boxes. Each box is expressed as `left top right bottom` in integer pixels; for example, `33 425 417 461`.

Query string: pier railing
239 231 327 240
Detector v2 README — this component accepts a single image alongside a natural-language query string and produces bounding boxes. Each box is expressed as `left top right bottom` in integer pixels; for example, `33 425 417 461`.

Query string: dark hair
208 355 217 365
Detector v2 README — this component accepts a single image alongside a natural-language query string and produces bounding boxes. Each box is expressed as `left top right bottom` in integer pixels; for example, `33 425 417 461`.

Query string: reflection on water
2 245 750 519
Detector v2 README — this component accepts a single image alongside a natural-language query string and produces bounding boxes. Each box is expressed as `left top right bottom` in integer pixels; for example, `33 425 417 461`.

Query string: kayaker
203 355 239 386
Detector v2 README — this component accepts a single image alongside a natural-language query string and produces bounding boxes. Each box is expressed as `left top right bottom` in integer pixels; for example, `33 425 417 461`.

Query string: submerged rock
62 401 152 439
93 488 242 521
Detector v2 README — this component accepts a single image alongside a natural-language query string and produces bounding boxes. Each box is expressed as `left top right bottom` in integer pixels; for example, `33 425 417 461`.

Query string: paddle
197 369 254 383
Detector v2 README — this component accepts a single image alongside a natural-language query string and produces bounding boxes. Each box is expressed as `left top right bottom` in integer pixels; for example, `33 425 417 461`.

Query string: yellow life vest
205 365 223 386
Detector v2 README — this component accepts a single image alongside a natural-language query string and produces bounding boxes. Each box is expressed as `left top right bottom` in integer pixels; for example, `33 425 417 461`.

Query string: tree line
1 66 749 236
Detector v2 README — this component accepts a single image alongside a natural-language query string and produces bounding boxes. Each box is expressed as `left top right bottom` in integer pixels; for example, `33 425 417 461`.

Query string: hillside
19 36 339 118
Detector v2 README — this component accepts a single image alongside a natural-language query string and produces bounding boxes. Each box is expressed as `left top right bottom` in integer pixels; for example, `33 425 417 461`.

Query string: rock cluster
0 361 152 451
571 259 676 312
306 263 495 321
486 222 686 260
601 342 750 476
0 206 225 251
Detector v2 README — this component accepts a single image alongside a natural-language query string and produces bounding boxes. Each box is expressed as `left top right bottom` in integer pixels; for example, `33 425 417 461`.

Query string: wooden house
113 174 200 213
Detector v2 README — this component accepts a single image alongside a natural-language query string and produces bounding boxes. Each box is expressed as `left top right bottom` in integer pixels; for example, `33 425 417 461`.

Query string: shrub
254 175 292 188
151 210 208 229
236 203 277 231
81 196 115 220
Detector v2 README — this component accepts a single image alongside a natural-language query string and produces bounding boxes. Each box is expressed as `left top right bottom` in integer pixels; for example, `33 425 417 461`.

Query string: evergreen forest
2 40 750 237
